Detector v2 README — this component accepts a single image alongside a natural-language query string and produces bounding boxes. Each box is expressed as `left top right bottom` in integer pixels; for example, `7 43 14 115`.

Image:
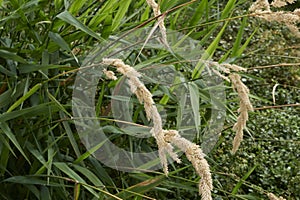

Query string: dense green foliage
0 0 299 199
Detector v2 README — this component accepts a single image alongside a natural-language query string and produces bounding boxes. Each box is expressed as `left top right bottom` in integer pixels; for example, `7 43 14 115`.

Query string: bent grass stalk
229 73 254 154
145 0 168 48
102 58 212 200
203 61 253 154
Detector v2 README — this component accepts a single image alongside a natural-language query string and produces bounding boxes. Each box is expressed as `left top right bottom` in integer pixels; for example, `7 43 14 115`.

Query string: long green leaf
0 122 31 164
192 20 229 79
56 11 103 41
72 164 104 187
0 65 17 77
74 136 110 164
48 31 78 64
48 92 72 118
18 64 72 73
189 0 207 26
6 83 42 113
0 49 27 63
3 176 60 186
112 0 132 31
0 135 11 175
236 28 258 56
69 0 88 14
188 82 200 134
41 186 51 200
221 0 236 19
231 17 248 57
0 103 59 122
231 165 257 195
0 80 27 109
87 0 117 28
48 31 71 52
59 112 81 158
54 162 101 198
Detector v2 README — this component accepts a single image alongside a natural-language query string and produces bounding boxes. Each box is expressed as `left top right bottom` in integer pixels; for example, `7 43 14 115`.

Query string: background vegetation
0 0 299 199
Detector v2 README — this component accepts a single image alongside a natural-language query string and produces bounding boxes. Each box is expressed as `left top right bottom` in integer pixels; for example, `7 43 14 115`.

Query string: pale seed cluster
102 1 212 199
267 192 286 200
102 58 213 200
164 130 213 200
205 61 253 153
102 69 117 80
250 0 300 37
205 61 247 82
229 73 254 154
271 0 296 8
145 0 168 48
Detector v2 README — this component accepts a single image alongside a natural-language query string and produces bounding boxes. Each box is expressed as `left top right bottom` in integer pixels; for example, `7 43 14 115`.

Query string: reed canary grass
164 130 213 200
250 0 300 37
201 61 252 153
229 73 254 154
146 0 168 48
203 61 247 82
102 58 180 175
271 0 296 8
102 58 213 199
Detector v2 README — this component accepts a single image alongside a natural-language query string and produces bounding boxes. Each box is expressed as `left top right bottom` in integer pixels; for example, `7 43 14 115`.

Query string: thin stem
248 62 300 70
254 103 300 110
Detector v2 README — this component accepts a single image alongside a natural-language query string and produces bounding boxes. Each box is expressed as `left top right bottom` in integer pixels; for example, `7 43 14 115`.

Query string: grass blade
0 135 11 175
0 122 31 164
231 17 248 57
0 65 17 77
48 31 79 64
112 0 132 31
108 176 165 200
188 82 200 134
0 49 27 63
56 11 103 41
54 163 93 187
0 103 59 122
221 0 236 19
189 0 207 26
236 28 258 56
192 20 229 79
6 83 42 113
72 164 104 187
18 64 73 73
48 92 72 118
59 112 81 158
231 165 257 195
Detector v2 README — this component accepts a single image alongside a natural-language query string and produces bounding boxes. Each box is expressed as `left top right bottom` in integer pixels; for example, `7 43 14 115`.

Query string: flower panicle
164 130 213 200
267 192 286 200
146 0 168 48
102 69 117 80
271 0 296 8
203 60 247 82
250 0 300 37
102 58 213 199
229 73 253 154
102 58 178 175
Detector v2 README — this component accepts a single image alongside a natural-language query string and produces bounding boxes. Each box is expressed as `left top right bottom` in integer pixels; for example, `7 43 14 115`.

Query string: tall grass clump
0 0 299 199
